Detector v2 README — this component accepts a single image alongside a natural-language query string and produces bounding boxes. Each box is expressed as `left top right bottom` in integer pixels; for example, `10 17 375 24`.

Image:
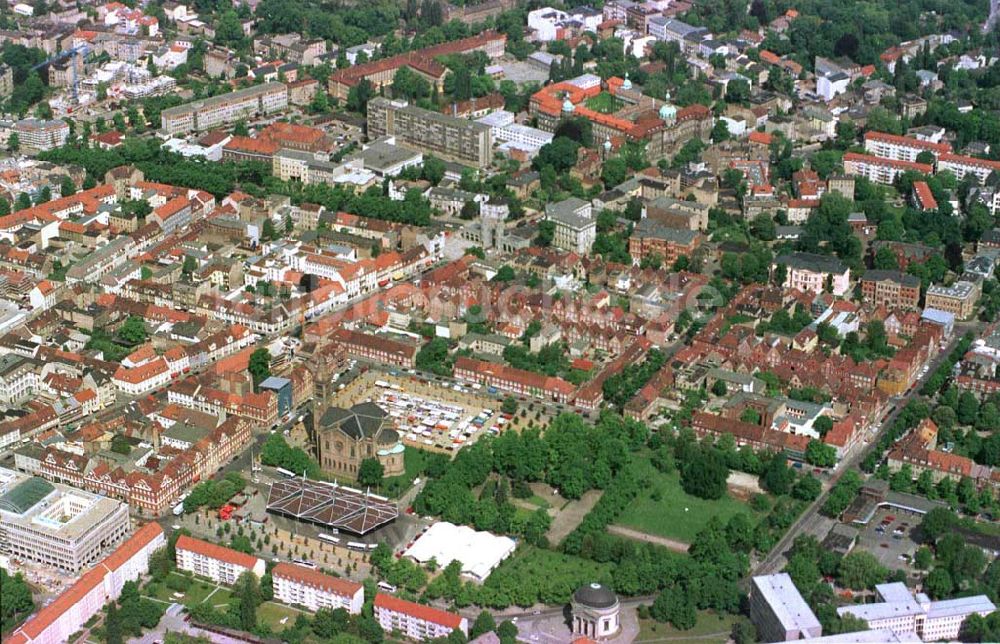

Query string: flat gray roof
752 574 821 634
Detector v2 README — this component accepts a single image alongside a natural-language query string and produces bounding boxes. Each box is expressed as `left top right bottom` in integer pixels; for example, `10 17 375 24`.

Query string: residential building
6 523 165 644
374 593 468 641
175 534 266 584
366 98 493 168
0 64 12 99
859 271 921 310
774 252 851 296
749 574 823 642
628 220 703 266
330 328 418 369
863 131 951 162
14 119 70 152
937 152 1000 184
925 280 980 319
160 82 288 135
842 152 933 185
0 471 131 574
272 562 364 613
454 356 576 403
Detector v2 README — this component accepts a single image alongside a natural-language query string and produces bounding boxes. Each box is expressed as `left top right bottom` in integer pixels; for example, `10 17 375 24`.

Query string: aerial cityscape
0 0 999 643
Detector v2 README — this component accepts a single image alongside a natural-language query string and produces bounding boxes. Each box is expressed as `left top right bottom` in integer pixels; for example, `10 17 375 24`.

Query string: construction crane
32 44 90 106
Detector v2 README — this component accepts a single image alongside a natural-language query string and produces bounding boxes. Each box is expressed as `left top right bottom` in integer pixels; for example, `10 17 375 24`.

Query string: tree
792 474 822 501
680 447 729 500
106 602 123 644
601 157 628 188
501 396 518 415
497 620 519 643
182 255 197 275
920 507 957 543
111 434 131 455
262 218 277 241
234 571 261 632
0 570 34 634
651 590 697 630
761 455 796 495
711 379 727 396
470 610 497 639
805 440 837 467
925 568 954 599
838 551 886 590
249 347 271 388
358 457 384 488
60 176 76 197
119 316 147 344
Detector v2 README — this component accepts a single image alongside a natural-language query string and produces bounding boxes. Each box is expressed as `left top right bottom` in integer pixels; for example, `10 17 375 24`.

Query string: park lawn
524 493 550 509
382 446 437 498
584 91 622 114
635 611 737 643
206 587 233 609
258 601 303 630
145 573 217 607
616 458 759 544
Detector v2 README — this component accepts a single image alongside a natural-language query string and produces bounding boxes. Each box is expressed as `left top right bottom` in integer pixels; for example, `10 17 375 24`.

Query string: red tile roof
176 534 262 569
273 563 363 597
374 593 464 629
912 181 937 211
844 152 933 174
864 131 951 155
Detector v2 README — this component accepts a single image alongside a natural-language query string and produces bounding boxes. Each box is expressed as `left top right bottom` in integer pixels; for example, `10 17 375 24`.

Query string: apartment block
863 131 951 162
7 523 165 644
628 220 703 267
366 97 493 168
859 270 921 310
160 82 288 135
937 152 1000 185
374 593 468 641
14 119 70 152
925 280 981 319
843 152 932 185
545 197 596 255
272 562 364 613
175 534 266 584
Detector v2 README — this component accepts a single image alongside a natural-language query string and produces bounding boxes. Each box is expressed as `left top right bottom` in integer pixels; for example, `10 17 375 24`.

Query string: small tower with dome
621 73 632 92
571 582 621 640
562 95 575 114
659 90 677 125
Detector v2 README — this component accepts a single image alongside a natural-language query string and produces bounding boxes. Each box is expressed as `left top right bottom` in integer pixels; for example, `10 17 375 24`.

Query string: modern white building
374 593 468 641
175 534 266 585
937 152 1000 185
749 574 823 642
843 152 933 185
404 521 516 582
817 72 850 102
272 562 364 613
0 469 131 574
838 583 996 642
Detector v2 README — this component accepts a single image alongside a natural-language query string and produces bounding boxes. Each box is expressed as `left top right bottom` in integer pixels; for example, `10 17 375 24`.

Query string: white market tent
404 521 516 582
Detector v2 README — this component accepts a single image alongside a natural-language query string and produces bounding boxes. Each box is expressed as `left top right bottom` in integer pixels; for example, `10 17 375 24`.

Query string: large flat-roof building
925 280 981 319
749 574 823 642
366 98 493 169
0 468 131 574
160 82 288 135
838 582 996 642
403 521 516 582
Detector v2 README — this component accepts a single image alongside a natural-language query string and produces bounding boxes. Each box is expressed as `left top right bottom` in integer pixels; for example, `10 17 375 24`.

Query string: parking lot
856 506 922 572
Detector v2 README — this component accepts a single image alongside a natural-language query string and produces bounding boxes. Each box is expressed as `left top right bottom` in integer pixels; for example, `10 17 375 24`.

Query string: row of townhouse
329 328 418 369
453 355 577 403
888 418 1000 490
31 417 252 515
168 378 279 428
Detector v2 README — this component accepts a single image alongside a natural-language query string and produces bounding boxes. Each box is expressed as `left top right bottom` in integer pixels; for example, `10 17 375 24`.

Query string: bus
275 467 296 478
292 559 317 569
317 533 340 545
346 541 367 551
172 501 185 516
377 581 397 593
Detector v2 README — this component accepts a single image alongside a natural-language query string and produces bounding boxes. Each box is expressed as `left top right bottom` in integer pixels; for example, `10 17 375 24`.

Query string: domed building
315 402 404 480
571 582 621 640
659 91 677 124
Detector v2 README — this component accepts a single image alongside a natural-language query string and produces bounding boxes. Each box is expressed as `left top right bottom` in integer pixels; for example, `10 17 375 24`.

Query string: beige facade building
314 402 404 481
366 97 493 168
0 470 131 574
925 280 980 319
160 82 288 135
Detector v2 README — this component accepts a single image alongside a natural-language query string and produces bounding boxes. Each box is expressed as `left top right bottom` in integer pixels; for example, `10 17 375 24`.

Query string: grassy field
257 601 303 630
635 612 737 643
616 458 759 544
146 574 218 607
585 91 622 113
